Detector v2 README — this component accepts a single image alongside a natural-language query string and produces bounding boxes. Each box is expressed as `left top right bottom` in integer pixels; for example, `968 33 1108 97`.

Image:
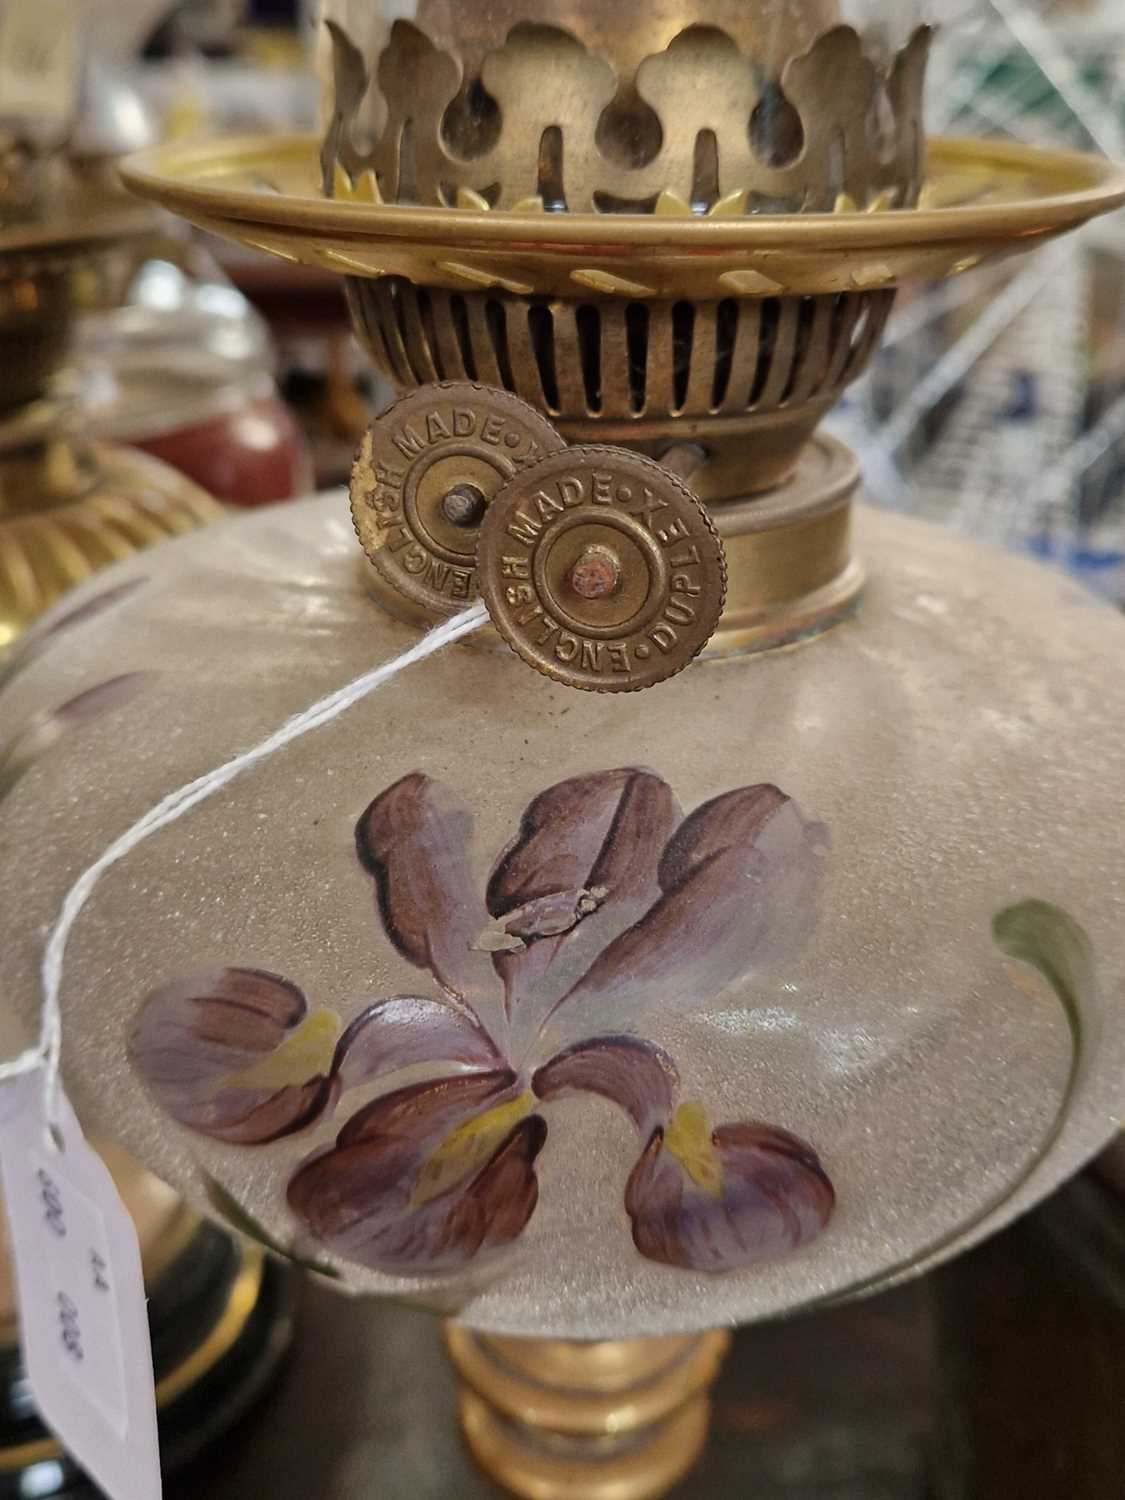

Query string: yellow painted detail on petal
412 1092 535 1208
223 1010 340 1092
664 1102 723 1198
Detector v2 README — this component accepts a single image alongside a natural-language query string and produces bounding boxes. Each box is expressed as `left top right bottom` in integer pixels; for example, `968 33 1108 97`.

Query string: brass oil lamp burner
3 5 1125 1499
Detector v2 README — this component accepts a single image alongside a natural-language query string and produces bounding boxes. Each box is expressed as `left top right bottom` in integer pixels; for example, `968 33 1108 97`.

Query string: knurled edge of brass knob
477 443 727 694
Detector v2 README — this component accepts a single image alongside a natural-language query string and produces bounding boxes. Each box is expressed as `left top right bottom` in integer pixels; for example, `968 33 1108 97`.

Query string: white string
0 601 488 1127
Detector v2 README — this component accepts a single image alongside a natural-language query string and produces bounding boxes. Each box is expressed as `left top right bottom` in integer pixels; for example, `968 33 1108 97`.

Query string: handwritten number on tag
0 1075 162 1500
58 1291 83 1362
38 1167 67 1237
91 1250 110 1292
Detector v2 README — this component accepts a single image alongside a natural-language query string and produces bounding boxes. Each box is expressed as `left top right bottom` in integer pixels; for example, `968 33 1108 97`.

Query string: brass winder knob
478 445 726 693
350 382 566 617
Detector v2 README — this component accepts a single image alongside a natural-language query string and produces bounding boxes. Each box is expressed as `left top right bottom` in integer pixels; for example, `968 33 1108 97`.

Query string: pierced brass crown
322 7 931 216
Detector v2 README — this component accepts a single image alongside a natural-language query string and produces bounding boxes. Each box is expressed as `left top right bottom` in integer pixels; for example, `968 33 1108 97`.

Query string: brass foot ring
445 1326 730 1435
457 1387 712 1500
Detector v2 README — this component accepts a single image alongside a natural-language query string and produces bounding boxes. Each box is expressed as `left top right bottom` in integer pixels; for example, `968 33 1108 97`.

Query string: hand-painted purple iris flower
287 1070 546 1273
534 1037 834 1272
130 768 832 1275
129 967 338 1145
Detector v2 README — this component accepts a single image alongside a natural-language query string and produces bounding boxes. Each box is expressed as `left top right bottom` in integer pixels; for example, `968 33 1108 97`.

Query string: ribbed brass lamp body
0 417 223 646
0 199 225 645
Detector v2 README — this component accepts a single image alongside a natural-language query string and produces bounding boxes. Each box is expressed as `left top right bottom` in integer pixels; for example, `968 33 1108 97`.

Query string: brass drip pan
121 134 1125 298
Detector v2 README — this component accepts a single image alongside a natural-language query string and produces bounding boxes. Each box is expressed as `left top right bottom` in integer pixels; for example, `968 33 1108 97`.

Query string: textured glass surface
2 497 1125 1338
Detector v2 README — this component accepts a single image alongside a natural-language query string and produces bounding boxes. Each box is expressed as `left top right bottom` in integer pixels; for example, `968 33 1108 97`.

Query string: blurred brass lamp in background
3 3 1125 1498
0 129 223 644
0 118 301 1494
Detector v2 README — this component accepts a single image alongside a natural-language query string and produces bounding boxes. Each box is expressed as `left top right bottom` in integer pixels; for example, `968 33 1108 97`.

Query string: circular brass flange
445 1327 731 1435
478 445 726 693
457 1389 711 1500
349 382 566 617
122 134 1125 301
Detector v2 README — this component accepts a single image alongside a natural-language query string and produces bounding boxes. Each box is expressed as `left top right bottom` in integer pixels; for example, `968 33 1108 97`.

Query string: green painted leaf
203 1173 341 1281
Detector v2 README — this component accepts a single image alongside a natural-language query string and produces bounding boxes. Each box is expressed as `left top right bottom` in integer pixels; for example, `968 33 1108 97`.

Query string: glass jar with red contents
75 293 314 506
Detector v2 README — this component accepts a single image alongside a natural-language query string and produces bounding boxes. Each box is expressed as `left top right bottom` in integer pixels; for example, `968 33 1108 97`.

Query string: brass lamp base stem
445 1325 730 1500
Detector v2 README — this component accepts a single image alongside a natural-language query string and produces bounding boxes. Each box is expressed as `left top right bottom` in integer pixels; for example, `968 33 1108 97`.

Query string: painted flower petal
551 785 827 1024
0 577 145 695
130 968 338 1144
626 1112 835 1272
287 1069 546 1272
355 773 494 1005
336 1069 521 1151
485 769 680 1022
0 673 151 804
411 1092 537 1207
331 995 508 1093
532 1035 679 1136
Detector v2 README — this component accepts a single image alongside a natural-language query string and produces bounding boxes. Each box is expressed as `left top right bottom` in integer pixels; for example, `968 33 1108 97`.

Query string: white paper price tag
0 1073 161 1500
0 0 81 122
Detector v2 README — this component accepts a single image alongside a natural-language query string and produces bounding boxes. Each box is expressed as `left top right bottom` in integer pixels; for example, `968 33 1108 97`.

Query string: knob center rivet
570 546 622 600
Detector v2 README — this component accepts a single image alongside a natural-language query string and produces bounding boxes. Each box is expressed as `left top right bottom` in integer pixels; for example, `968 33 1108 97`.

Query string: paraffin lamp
3 4 1125 1498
